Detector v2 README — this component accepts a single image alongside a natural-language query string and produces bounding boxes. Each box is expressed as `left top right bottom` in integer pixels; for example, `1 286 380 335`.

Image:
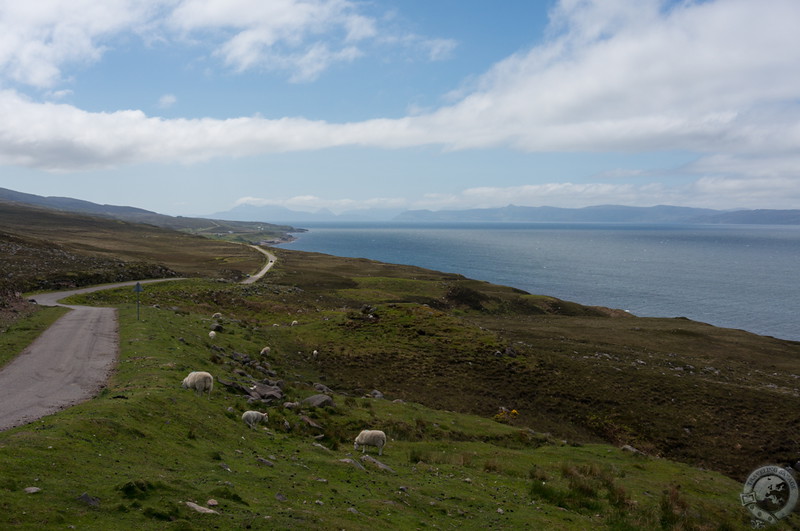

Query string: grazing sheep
354 429 387 456
182 371 214 398
291 320 299 326
242 410 268 429
208 331 216 339
211 312 222 319
260 346 271 355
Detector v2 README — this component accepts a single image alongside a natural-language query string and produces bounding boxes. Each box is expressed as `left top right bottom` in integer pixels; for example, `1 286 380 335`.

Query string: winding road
0 246 276 432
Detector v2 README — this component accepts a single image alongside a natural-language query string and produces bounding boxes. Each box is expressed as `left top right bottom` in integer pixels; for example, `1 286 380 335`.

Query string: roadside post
133 282 143 320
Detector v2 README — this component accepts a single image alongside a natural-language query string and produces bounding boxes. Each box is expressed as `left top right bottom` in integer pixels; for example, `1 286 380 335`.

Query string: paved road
0 244 278 431
242 246 277 284
0 279 180 431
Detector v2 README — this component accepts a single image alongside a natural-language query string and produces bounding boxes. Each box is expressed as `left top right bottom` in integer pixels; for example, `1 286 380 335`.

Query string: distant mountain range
2 186 799 226
211 202 800 225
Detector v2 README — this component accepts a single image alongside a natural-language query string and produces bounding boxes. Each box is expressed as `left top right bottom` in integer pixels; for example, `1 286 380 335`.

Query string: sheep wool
182 371 214 398
354 429 387 456
242 410 268 429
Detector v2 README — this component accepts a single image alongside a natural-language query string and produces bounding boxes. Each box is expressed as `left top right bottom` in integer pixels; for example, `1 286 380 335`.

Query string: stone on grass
185 501 218 514
302 394 334 408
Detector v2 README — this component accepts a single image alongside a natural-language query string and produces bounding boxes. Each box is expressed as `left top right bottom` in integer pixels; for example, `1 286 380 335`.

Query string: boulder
314 383 334 395
302 394 334 408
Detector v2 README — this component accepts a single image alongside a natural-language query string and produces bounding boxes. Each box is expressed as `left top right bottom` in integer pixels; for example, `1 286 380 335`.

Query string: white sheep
182 371 214 398
242 410 268 429
291 320 299 326
208 331 216 339
260 346 271 355
354 429 387 456
211 312 222 319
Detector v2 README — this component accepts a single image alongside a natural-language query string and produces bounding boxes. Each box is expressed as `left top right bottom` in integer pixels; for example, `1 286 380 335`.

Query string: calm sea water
280 222 800 341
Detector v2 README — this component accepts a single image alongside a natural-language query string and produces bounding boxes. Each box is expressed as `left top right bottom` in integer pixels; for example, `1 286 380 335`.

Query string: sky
1 0 799 217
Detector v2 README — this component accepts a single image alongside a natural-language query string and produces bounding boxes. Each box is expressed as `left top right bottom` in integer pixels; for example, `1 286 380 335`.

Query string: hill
0 204 798 528
0 201 270 294
0 187 302 243
395 204 800 224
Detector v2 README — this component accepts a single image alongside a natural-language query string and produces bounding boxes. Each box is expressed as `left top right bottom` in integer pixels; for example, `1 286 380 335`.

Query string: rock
207 499 219 506
216 378 251 395
360 454 396 473
23 487 41 494
249 383 284 401
347 507 359 515
185 501 218 514
302 394 334 408
314 382 334 394
300 415 324 429
275 493 288 502
338 458 366 471
312 442 331 452
77 492 100 507
256 458 275 467
621 444 645 456
368 389 384 399
283 401 301 409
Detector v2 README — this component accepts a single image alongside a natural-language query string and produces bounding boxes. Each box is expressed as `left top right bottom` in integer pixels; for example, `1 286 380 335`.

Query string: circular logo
740 466 798 525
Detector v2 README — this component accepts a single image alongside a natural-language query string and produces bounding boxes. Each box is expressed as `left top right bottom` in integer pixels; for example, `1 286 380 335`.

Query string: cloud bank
0 0 799 209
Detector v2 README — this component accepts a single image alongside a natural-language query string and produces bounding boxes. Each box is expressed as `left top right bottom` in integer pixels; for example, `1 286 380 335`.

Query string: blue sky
1 0 799 217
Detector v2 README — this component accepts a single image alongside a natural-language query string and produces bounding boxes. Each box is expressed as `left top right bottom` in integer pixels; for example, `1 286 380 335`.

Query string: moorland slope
0 200 798 528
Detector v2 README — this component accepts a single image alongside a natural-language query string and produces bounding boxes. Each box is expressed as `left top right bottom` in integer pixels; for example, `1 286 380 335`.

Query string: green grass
2 210 800 528
0 289 777 529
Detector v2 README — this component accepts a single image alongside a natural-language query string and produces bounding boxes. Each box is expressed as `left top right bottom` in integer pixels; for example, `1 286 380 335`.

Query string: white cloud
158 93 177 108
169 0 376 81
0 0 445 89
0 0 166 88
0 0 798 211
235 194 407 213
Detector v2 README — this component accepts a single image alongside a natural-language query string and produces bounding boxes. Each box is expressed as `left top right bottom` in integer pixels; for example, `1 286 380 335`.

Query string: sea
279 222 800 342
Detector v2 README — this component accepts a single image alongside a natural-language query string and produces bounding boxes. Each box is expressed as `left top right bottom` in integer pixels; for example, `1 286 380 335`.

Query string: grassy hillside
0 188 299 244
0 280 771 529
1 205 799 528
0 201 268 293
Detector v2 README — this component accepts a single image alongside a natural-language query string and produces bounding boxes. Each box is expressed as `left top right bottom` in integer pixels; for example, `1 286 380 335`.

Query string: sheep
354 429 387 456
211 312 222 319
291 320 299 326
182 371 214 398
242 410 268 430
208 331 216 339
260 346 271 355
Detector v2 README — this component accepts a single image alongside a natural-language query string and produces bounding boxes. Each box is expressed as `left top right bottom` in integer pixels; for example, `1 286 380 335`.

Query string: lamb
242 410 268 429
208 331 216 339
181 371 214 398
354 429 387 456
